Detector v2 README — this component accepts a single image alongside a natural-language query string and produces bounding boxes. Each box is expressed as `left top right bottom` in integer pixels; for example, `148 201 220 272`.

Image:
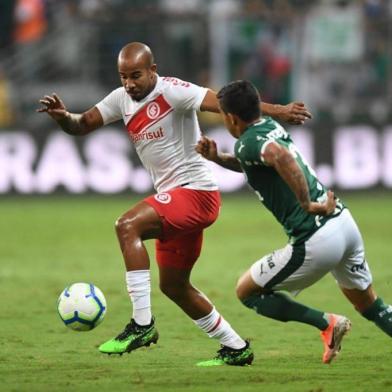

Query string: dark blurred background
1 0 391 194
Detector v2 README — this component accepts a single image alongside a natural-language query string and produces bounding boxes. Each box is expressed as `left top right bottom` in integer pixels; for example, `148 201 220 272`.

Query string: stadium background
1 0 392 194
1 2 391 392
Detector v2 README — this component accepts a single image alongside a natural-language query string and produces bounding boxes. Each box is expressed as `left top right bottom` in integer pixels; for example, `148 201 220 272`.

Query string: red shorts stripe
144 188 220 269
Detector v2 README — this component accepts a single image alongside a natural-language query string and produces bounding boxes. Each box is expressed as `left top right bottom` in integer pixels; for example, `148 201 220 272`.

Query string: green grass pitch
0 193 391 392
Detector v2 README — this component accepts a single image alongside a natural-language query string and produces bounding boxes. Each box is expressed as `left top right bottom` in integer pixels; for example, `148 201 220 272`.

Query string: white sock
125 270 152 326
194 307 246 349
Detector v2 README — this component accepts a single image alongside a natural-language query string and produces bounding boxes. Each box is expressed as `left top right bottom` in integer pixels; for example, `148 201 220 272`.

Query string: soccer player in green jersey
196 80 392 364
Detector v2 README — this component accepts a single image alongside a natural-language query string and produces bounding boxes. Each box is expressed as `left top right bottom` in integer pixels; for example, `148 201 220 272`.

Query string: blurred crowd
0 0 391 128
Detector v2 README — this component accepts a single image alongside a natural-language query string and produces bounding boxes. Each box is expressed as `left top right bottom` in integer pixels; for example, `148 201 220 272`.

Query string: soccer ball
57 282 107 331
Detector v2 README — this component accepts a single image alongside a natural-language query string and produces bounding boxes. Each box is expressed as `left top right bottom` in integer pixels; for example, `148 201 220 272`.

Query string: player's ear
228 113 237 126
151 64 157 74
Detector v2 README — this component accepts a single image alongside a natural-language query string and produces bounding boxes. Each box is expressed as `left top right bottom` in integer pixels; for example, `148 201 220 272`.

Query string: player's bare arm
200 90 312 125
199 89 220 113
37 93 103 136
196 136 242 172
260 101 312 125
262 142 336 216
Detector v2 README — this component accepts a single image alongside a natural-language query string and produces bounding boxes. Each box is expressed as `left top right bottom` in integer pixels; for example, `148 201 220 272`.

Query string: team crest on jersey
147 102 160 119
126 94 173 136
154 193 172 204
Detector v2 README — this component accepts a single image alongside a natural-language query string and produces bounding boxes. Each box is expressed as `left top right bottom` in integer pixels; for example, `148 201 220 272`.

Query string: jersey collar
244 117 265 132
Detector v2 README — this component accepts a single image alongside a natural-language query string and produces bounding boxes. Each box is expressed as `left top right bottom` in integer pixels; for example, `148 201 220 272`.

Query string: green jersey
234 117 344 244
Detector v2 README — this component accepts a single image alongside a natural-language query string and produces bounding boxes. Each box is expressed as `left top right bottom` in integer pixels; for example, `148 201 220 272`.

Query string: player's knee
236 271 260 301
115 214 139 237
235 279 247 301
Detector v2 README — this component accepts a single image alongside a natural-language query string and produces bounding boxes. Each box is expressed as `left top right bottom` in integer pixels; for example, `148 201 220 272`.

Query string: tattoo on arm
273 151 310 210
58 113 91 136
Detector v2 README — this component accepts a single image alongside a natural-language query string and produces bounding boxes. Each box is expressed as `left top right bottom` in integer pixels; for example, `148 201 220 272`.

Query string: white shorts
250 209 373 293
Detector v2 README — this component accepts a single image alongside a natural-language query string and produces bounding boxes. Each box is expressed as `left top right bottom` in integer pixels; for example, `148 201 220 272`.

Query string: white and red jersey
95 76 218 193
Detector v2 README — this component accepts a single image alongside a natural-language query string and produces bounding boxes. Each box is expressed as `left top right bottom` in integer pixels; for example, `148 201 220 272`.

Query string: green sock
361 297 392 337
242 292 329 331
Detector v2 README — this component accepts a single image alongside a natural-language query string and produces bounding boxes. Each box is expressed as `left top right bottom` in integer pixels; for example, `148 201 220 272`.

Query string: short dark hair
217 80 261 122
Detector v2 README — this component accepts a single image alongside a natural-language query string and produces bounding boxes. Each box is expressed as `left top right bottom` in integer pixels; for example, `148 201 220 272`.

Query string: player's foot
99 318 158 355
320 314 351 364
196 341 254 367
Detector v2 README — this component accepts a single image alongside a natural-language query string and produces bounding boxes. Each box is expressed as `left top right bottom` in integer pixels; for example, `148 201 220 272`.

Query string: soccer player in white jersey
37 42 312 366
196 80 392 364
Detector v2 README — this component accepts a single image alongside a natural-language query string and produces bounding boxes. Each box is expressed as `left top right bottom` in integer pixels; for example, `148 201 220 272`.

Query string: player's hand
307 190 337 216
196 136 219 162
278 102 312 125
37 93 68 121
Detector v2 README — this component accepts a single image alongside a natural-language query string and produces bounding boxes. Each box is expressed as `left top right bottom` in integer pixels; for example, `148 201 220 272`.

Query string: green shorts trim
264 243 305 290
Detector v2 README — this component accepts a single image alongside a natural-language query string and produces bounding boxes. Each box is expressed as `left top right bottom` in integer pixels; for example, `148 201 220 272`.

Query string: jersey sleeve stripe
260 139 275 165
